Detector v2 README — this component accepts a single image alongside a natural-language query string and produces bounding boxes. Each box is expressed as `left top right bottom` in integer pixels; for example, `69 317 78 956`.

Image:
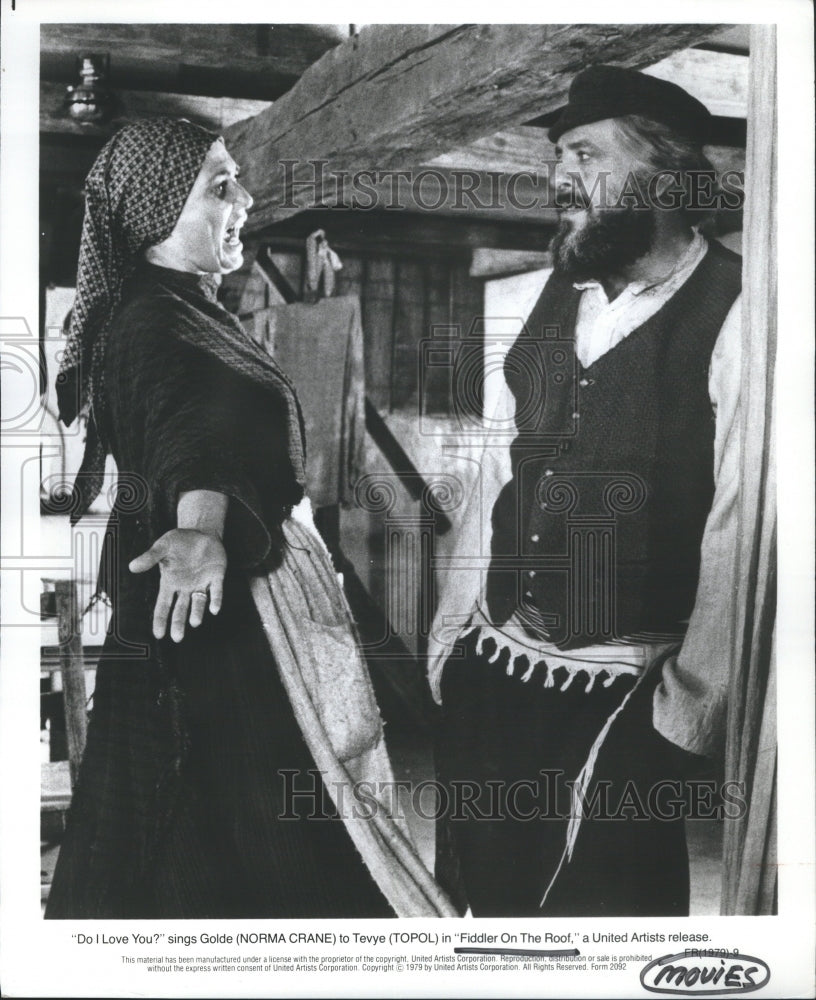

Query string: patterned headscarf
57 118 218 517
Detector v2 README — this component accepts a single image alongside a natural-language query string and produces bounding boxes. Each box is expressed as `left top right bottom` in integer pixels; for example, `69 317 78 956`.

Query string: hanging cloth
304 229 343 301
249 295 366 507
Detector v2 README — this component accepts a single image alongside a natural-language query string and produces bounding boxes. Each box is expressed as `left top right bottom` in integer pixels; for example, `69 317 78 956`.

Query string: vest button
579 377 595 388
531 533 540 543
572 412 580 420
544 469 554 477
528 570 536 578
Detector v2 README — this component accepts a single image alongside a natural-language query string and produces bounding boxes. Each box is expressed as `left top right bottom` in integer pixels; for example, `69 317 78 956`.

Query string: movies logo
640 951 770 995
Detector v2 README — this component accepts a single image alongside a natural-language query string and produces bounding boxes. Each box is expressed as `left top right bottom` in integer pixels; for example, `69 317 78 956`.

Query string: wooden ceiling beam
302 163 561 226
694 25 750 55
224 23 729 233
258 208 557 255
40 24 345 100
427 127 551 176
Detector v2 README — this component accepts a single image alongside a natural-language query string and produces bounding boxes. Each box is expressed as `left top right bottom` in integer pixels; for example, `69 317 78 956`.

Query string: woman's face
150 140 254 275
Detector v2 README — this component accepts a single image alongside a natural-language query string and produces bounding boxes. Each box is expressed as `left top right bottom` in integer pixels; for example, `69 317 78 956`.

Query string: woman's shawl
148 275 307 492
69 264 307 525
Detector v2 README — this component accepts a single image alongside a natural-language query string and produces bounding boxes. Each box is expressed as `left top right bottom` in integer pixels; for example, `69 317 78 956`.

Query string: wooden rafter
224 23 728 233
40 23 345 101
259 208 557 255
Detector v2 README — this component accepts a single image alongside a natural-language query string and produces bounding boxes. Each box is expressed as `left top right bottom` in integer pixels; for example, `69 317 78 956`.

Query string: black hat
545 65 712 144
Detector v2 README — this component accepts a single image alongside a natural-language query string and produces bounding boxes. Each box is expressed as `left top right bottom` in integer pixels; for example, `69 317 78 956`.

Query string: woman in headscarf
46 119 454 919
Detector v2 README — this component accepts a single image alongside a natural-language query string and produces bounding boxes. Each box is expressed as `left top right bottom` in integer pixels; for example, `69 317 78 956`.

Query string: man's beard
550 205 656 282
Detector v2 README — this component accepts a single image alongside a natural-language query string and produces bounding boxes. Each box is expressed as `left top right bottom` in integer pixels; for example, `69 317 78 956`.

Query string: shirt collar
572 230 708 298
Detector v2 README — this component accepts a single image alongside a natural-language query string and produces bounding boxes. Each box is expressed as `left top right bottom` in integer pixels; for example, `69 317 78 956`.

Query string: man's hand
129 528 227 642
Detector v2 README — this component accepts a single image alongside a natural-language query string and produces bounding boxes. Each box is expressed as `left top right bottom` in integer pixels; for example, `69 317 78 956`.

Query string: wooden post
721 24 777 916
55 580 87 788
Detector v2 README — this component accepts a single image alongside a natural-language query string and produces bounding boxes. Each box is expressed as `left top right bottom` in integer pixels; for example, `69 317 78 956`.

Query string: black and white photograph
1 5 813 998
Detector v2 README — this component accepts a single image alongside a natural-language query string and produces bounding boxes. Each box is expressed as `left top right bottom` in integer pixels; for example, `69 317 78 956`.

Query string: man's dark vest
485 241 742 649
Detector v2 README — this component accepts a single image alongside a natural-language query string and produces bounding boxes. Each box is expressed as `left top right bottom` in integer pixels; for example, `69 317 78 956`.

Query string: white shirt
574 229 712 366
428 234 742 758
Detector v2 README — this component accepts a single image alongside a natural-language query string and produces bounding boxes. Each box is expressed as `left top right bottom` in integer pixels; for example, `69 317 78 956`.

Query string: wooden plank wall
259 245 485 420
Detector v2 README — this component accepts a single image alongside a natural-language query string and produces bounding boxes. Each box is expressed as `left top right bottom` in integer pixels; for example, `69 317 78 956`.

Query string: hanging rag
249 295 366 507
304 229 343 301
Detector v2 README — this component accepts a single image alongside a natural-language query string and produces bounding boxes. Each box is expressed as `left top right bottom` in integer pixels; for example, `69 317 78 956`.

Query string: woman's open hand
129 528 227 642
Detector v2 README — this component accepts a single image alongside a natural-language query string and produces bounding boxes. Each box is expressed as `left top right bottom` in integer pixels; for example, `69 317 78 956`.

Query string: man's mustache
553 189 591 211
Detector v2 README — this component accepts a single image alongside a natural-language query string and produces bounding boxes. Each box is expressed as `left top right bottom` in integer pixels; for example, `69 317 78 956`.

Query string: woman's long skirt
46 567 392 919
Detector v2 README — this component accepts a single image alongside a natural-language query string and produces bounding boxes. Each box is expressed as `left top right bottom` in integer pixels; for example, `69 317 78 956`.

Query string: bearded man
428 65 743 917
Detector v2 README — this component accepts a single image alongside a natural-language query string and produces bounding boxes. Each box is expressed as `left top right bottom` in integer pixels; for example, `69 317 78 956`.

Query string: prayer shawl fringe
462 602 655 694
437 605 678 910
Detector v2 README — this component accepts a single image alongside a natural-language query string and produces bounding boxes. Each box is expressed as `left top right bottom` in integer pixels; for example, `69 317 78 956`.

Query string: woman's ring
191 590 208 601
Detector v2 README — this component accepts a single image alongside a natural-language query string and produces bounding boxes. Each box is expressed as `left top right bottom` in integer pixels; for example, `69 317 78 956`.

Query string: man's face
155 140 254 275
550 118 656 280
